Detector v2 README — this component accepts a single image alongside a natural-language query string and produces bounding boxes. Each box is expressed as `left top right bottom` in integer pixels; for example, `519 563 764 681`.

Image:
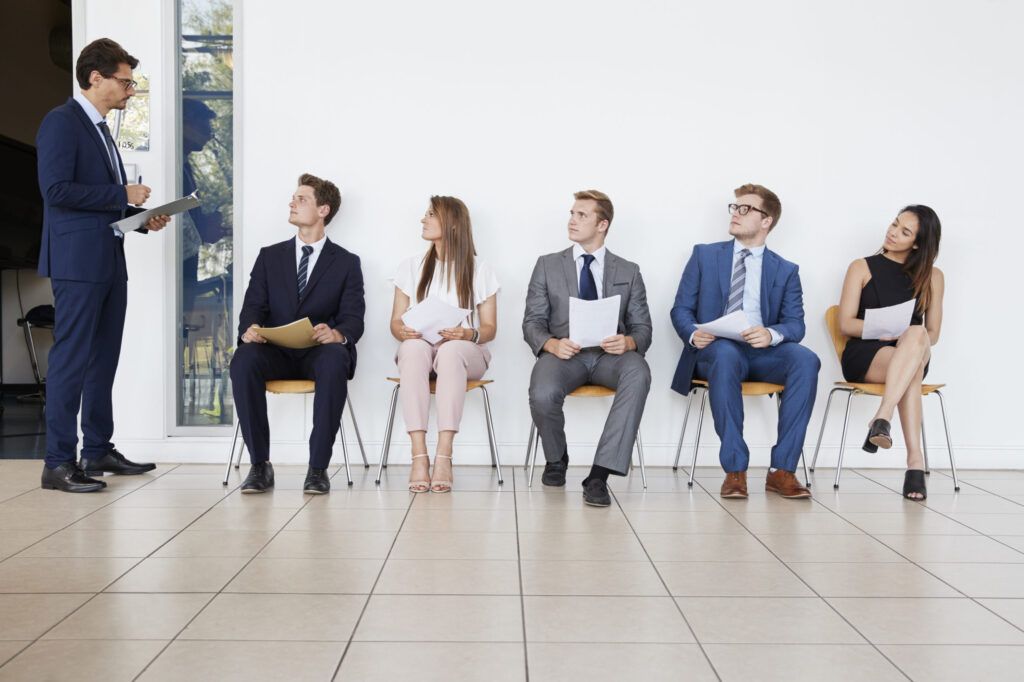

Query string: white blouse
391 255 500 328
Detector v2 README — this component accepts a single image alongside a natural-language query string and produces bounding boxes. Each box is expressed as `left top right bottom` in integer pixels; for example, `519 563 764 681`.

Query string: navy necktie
96 121 121 180
297 245 313 297
579 254 598 301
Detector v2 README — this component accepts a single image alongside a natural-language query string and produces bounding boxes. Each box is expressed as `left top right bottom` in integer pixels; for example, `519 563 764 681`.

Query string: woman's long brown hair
884 205 941 314
416 196 477 313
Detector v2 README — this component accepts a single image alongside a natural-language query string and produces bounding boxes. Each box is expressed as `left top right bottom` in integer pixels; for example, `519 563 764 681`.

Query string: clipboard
111 192 200 233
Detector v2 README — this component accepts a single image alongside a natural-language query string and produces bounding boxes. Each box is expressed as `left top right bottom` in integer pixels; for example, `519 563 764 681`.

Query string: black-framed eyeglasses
105 75 138 90
728 203 769 218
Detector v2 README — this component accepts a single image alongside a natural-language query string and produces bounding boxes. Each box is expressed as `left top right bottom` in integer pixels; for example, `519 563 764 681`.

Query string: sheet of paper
254 317 317 349
111 191 200 233
401 296 472 344
569 295 621 348
695 310 751 342
862 299 916 340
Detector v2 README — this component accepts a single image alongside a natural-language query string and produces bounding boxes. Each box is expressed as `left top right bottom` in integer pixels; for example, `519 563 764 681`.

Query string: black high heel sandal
903 469 927 500
863 419 892 453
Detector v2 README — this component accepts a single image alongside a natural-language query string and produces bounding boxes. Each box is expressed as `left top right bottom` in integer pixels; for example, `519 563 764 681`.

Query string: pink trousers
396 340 491 433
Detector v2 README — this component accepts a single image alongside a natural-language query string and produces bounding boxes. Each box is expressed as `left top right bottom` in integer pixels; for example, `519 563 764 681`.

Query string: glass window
177 0 234 427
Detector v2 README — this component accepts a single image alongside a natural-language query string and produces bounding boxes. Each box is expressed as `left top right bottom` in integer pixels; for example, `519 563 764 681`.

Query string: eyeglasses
105 75 138 90
728 203 769 218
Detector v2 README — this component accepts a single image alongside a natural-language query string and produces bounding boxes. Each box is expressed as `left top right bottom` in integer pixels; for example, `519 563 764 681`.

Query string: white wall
79 0 1021 469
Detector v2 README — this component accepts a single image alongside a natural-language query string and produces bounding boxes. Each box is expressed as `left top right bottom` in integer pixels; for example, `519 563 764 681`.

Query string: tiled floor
1 459 1023 681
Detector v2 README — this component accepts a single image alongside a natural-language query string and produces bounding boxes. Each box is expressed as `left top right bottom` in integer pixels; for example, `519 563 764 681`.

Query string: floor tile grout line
0 464 187 674
609 482 723 682
689 474 914 681
329 475 419 681
129 465 350 681
511 467 530 682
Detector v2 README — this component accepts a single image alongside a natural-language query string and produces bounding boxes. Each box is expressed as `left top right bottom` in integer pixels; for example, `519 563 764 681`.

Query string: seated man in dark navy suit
230 173 365 494
670 183 819 500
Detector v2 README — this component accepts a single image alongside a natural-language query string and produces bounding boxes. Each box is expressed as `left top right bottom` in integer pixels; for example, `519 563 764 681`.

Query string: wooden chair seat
691 379 784 397
834 381 945 397
568 384 616 398
386 377 493 394
264 379 316 394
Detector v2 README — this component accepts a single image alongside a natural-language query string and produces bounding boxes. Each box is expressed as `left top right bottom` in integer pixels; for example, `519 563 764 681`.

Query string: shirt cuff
768 328 784 346
688 331 697 347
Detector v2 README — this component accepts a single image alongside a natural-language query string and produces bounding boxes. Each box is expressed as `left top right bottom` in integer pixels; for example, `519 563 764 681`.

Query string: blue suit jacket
237 237 366 379
36 97 143 282
669 240 806 394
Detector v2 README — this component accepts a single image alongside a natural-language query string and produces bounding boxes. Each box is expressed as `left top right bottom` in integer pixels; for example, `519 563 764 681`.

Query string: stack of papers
695 310 750 342
569 295 621 348
862 299 916 340
253 318 317 349
401 296 472 344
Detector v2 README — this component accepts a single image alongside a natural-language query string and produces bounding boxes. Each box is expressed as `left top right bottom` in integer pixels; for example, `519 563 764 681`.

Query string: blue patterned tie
579 254 598 301
725 249 750 314
297 245 313 297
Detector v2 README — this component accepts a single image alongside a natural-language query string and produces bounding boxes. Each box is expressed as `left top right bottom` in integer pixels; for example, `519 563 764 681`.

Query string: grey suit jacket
522 247 653 357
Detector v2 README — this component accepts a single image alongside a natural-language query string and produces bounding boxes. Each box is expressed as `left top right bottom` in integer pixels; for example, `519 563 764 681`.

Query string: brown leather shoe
720 471 748 499
765 469 811 499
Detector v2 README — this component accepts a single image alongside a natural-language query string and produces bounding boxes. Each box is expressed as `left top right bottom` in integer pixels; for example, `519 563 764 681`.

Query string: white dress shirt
73 91 125 237
572 243 607 298
296 233 327 275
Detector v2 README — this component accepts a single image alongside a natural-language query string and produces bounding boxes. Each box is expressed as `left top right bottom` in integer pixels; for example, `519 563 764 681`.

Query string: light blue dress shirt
73 91 125 237
731 241 783 346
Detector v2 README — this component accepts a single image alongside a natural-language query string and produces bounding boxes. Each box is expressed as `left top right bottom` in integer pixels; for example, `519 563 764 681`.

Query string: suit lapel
718 240 734 308
561 247 579 297
761 248 780 322
602 250 618 298
299 238 336 305
68 98 121 184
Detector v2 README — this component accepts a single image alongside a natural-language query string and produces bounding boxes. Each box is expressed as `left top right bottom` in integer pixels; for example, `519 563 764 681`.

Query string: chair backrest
825 305 849 361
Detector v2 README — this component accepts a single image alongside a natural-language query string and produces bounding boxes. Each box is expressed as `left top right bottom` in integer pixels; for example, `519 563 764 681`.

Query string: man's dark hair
76 38 139 90
298 173 342 226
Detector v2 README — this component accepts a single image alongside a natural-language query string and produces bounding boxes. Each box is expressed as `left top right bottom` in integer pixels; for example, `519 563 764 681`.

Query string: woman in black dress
837 205 945 499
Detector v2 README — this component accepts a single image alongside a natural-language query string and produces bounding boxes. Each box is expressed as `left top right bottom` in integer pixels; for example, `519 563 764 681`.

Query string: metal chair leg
833 391 855 489
346 396 369 468
375 384 400 485
672 390 695 470
634 429 648 489
339 419 353 486
921 417 930 475
223 420 242 486
811 387 841 472
935 390 960 492
524 422 537 470
528 423 541 487
480 386 504 485
687 389 708 487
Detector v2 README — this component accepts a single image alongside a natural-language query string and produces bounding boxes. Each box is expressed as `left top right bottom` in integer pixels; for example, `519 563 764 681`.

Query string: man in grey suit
524 190 653 507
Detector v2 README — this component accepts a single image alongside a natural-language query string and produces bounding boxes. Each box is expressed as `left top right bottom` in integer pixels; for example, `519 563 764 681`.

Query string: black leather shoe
303 467 330 494
863 419 893 453
542 452 569 487
582 478 611 507
41 462 106 493
241 462 274 493
81 448 156 476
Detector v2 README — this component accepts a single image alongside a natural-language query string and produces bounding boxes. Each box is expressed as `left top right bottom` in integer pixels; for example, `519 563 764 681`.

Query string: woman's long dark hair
416 196 476 312
886 205 941 314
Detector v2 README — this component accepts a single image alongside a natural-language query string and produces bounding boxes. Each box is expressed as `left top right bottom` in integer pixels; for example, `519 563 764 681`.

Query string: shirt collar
296 233 327 254
733 240 766 258
572 243 607 265
73 91 106 127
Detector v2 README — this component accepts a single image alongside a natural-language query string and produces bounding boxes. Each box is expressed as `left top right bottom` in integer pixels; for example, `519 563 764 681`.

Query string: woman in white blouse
390 196 499 492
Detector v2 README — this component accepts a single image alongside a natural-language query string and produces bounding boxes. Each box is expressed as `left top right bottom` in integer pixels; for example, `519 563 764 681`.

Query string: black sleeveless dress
841 254 927 383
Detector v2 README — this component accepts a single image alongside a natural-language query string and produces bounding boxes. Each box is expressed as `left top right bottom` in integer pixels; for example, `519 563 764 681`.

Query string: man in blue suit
37 38 169 493
670 184 819 499
230 174 365 495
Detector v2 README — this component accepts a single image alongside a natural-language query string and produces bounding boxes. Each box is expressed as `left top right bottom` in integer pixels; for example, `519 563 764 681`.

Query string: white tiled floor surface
1 459 1023 681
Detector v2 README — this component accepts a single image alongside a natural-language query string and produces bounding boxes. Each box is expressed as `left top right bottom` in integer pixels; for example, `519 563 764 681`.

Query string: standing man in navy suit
230 174 365 495
670 184 819 499
37 38 170 493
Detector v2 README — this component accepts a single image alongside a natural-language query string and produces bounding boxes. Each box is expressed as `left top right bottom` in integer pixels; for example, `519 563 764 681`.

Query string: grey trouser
527 349 651 475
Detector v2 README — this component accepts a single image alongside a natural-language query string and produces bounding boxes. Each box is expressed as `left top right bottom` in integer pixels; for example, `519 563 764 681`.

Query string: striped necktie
297 245 313 297
725 249 751 314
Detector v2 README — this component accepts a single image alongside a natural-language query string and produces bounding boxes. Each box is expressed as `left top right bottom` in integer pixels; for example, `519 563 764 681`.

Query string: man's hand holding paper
569 295 621 348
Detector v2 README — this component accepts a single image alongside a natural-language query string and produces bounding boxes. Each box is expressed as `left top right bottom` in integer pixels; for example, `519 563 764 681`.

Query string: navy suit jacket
669 240 806 394
237 237 366 379
36 97 143 282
